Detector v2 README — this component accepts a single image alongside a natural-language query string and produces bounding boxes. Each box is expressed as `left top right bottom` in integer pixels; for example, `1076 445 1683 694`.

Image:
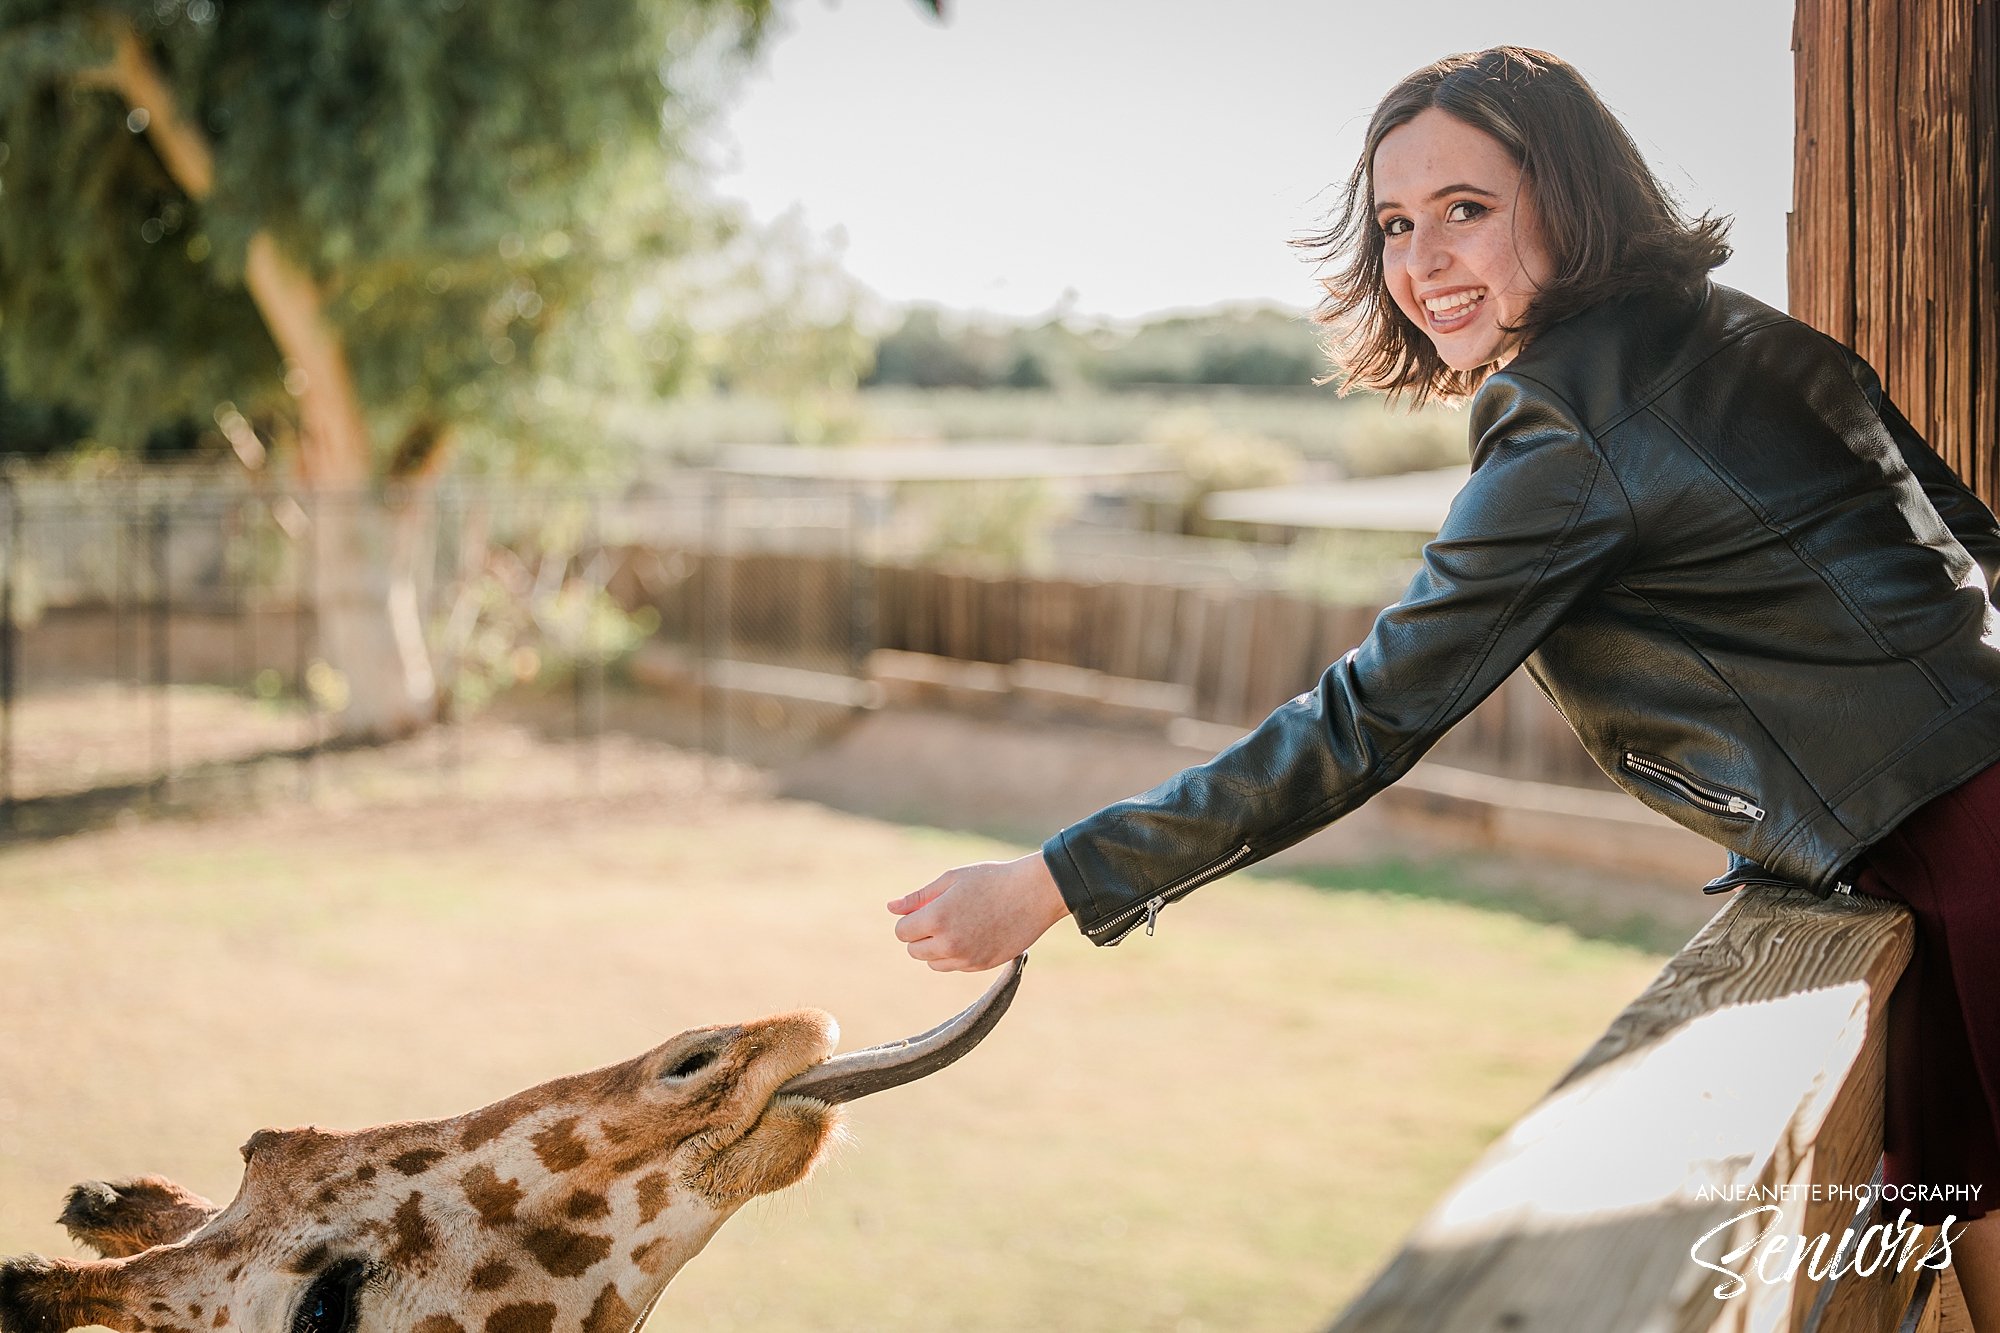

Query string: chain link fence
0 471 872 838
0 462 1597 840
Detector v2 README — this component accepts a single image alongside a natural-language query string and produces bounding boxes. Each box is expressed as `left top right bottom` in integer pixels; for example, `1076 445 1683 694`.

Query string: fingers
887 875 950 916
904 933 977 971
892 900 936 943
909 942 975 972
899 912 976 971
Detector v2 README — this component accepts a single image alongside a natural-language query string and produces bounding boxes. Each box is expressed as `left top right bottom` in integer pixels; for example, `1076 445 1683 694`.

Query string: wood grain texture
627 554 1611 787
1324 887 1916 1333
1790 0 1998 510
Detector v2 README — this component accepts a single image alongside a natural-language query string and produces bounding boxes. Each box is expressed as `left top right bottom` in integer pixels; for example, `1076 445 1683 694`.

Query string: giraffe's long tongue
774 954 1026 1104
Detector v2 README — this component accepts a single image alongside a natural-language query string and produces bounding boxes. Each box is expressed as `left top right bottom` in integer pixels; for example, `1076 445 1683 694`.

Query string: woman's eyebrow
1374 183 1501 212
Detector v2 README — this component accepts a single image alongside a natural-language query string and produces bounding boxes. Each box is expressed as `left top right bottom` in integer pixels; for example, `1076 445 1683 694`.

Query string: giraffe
0 957 1025 1333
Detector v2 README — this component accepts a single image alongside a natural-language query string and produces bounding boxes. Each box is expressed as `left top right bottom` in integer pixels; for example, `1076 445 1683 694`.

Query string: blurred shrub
1147 408 1299 535
1097 307 1324 388
867 307 1012 389
434 528 656 714
906 479 1068 572
1284 528 1428 607
1337 404 1465 478
863 303 1325 392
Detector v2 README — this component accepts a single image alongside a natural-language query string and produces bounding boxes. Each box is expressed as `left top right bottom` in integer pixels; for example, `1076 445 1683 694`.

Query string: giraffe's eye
666 1048 718 1079
293 1259 369 1333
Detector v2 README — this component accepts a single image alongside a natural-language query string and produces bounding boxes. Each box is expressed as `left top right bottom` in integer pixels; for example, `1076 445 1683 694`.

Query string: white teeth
1423 290 1484 316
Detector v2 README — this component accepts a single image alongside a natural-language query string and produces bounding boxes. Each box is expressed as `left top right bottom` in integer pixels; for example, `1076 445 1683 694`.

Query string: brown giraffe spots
212 1309 228 1327
389 1192 438 1265
413 1318 465 1333
633 1172 672 1224
354 1164 376 1183
152 1300 174 1312
288 1243 330 1275
462 1164 524 1227
581 1282 636 1333
629 1237 672 1275
530 1117 589 1173
563 1189 609 1221
607 1146 656 1175
391 1147 447 1176
522 1226 611 1278
188 1303 202 1318
457 1101 528 1152
469 1258 515 1291
483 1301 556 1333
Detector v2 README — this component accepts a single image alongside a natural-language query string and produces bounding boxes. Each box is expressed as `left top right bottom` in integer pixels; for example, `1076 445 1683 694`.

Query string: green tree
0 0 774 735
678 205 875 442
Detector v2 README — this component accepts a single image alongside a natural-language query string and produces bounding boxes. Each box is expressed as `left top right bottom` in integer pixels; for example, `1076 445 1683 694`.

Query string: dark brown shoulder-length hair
1296 46 1733 408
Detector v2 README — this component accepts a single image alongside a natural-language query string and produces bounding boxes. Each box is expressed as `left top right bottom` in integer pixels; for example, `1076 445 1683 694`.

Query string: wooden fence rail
1322 888 1970 1332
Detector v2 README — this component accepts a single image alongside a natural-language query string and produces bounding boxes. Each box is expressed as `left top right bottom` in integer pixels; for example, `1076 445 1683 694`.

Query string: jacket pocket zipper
1621 751 1765 821
1087 842 1256 946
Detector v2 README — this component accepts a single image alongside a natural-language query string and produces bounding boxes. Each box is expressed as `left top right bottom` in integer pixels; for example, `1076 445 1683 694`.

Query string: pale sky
705 0 1797 323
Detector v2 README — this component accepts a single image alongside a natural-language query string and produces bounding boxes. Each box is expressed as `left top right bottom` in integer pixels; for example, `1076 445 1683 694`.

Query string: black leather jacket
1043 282 2000 946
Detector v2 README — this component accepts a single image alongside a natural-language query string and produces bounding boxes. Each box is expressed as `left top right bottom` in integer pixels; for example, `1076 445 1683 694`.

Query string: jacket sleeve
1042 374 1636 946
1845 351 2000 599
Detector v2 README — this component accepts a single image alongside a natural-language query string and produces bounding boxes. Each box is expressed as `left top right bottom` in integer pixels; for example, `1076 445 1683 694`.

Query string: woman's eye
1446 200 1488 222
1379 216 1410 238
294 1261 367 1333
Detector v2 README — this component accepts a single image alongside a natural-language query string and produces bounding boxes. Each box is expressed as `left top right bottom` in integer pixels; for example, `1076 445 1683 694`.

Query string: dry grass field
0 722 1671 1331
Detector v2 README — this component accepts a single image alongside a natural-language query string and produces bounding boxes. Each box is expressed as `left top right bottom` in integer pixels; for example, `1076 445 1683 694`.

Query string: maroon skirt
1851 757 2000 1226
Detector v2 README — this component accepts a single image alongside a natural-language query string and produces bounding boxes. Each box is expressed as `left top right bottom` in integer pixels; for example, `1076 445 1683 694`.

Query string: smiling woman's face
1372 107 1554 373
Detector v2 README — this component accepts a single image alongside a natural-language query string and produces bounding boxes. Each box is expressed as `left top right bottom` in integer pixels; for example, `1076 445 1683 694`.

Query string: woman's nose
1405 221 1450 278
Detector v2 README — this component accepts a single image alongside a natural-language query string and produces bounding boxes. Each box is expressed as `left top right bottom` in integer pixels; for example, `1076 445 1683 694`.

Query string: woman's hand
888 851 1071 972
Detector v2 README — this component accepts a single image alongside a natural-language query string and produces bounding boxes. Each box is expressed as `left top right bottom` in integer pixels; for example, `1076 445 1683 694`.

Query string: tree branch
82 20 214 198
84 16 376 488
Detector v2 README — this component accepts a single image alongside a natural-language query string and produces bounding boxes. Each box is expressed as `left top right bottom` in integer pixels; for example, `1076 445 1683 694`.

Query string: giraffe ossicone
0 956 1026 1333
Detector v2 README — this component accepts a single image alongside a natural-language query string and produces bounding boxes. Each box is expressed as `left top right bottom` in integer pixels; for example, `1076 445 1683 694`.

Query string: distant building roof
1201 466 1469 534
712 442 1174 482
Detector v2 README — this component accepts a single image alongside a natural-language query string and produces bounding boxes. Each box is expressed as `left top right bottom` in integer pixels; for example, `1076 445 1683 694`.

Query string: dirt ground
0 709 1680 1331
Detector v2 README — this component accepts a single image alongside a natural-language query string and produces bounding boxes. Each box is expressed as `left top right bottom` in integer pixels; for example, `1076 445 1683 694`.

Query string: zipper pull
1727 796 1766 821
1143 895 1166 936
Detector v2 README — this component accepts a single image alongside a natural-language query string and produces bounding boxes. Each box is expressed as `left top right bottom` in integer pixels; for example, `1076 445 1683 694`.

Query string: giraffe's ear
58 1177 218 1258
0 1253 135 1332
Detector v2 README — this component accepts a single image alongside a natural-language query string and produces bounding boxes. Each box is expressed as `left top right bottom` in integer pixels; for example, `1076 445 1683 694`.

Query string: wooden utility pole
1790 0 2000 508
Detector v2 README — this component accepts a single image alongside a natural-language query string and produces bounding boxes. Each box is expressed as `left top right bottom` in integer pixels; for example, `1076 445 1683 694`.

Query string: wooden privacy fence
608 547 1605 790
1322 887 1971 1333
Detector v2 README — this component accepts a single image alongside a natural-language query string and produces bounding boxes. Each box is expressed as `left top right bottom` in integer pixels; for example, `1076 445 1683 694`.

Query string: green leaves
0 0 775 463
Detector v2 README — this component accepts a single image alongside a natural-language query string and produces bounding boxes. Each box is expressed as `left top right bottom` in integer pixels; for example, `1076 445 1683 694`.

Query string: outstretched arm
891 371 1635 967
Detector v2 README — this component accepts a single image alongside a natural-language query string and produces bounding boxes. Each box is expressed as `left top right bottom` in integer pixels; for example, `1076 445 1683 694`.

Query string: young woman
886 46 2000 1323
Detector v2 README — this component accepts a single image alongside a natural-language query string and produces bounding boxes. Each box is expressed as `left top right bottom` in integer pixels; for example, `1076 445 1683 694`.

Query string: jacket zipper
1621 751 1766 821
1087 842 1256 945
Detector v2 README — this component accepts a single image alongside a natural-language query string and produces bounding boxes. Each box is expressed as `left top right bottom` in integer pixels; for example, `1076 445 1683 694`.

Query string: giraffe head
0 958 1024 1333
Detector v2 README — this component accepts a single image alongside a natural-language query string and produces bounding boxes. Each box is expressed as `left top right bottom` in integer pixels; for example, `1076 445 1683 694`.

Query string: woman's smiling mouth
1423 287 1487 331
